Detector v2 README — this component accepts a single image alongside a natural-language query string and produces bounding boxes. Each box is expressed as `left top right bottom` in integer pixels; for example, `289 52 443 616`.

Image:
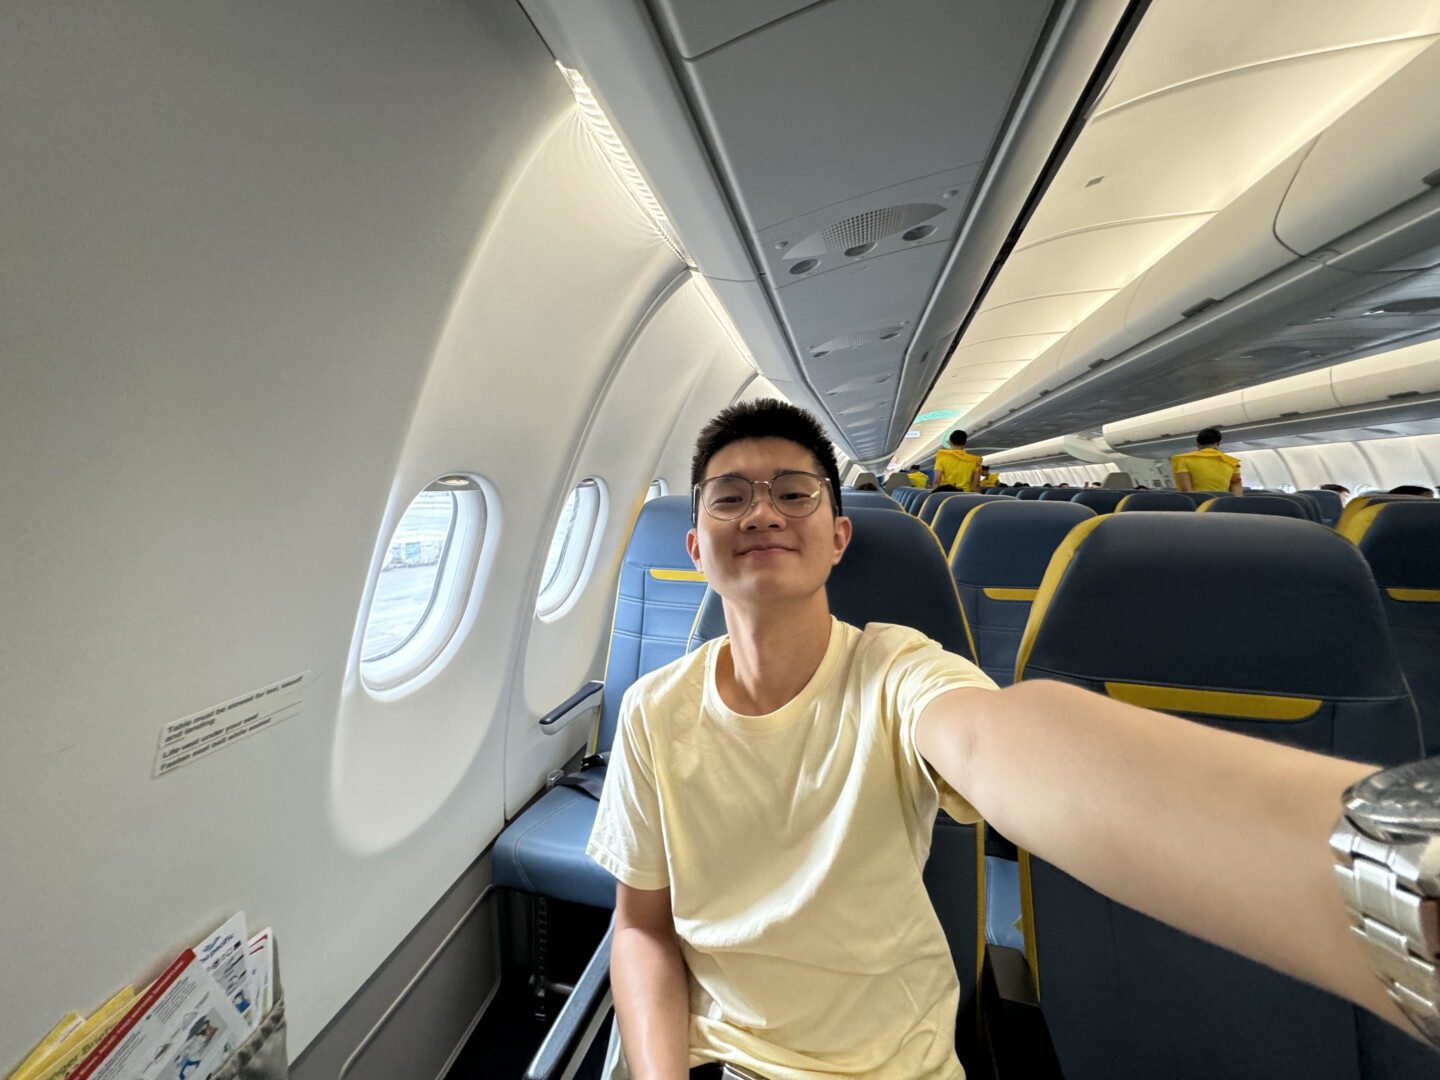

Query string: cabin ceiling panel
680 0 1050 231
920 0 1440 451
647 0 826 59
963 291 1119 341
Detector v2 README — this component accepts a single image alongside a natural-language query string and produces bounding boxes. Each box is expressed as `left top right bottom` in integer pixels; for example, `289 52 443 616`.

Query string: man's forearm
611 923 691 1080
918 680 1406 1030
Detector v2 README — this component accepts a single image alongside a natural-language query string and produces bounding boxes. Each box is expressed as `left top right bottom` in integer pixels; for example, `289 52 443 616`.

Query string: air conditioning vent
786 204 945 259
808 326 907 354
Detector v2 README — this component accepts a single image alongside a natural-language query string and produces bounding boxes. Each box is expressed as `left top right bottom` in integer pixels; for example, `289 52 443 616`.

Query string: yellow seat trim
983 587 1038 601
1388 587 1440 603
1103 682 1321 720
648 568 706 581
1018 849 1039 998
1337 497 1385 543
1014 515 1108 682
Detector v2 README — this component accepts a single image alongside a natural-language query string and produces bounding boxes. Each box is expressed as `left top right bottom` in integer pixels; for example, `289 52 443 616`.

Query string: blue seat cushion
492 777 615 909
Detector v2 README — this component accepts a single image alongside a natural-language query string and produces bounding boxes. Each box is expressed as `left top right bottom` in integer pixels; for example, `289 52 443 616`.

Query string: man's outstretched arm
915 679 1410 1034
612 882 691 1080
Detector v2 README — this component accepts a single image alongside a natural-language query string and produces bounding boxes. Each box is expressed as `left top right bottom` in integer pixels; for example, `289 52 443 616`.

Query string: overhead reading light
559 64 688 263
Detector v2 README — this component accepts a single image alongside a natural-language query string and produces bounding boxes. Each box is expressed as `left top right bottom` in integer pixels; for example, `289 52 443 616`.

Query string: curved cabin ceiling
916 0 1440 458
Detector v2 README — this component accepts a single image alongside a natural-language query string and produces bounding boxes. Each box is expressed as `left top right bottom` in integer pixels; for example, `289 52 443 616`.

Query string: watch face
1348 758 1440 833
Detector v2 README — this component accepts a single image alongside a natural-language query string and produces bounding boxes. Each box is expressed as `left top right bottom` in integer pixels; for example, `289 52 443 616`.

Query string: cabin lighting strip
560 64 688 263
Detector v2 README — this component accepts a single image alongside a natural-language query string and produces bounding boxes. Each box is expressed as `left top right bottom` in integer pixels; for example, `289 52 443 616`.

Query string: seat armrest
538 681 604 736
524 918 615 1080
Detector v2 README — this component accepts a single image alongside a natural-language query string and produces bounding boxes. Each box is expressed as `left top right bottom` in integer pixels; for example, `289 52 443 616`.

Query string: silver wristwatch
1330 757 1440 1048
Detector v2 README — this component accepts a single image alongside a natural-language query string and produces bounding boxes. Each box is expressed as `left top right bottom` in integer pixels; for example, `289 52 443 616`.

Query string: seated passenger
1319 482 1351 504
1388 484 1435 497
933 483 959 493
594 401 1433 1080
1172 427 1243 494
907 466 930 488
855 482 879 491
934 429 984 492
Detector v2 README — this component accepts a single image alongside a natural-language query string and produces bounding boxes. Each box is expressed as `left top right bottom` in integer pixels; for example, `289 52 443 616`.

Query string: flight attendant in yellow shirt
1172 427 1243 494
934 429 984 492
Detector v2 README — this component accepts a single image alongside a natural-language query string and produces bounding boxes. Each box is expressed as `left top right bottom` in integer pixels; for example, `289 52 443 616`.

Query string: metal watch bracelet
1330 814 1440 1048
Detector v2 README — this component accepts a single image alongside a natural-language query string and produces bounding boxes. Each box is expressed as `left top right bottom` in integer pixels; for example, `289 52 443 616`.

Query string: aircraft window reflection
362 491 457 662
538 478 606 618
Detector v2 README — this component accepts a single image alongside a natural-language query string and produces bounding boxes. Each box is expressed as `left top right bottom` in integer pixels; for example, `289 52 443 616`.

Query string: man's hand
914 680 1409 1034
612 883 691 1080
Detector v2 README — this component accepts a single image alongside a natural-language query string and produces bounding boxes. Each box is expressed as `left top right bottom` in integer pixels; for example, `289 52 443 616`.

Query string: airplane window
645 478 668 501
360 477 489 692
537 478 607 619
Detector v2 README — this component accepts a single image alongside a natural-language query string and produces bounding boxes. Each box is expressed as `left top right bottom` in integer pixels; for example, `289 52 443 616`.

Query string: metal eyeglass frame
691 470 835 525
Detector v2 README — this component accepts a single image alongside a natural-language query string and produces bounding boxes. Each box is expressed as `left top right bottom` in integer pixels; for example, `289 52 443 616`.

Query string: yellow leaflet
6 1014 81 1080
14 988 133 1080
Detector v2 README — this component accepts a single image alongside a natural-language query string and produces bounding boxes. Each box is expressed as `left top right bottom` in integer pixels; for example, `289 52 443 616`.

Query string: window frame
645 478 669 501
360 476 492 694
536 477 608 621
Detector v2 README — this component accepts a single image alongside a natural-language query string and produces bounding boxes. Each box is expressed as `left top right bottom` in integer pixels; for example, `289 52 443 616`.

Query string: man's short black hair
1319 483 1350 495
949 429 967 447
690 398 843 517
1388 484 1435 497
1197 427 1222 447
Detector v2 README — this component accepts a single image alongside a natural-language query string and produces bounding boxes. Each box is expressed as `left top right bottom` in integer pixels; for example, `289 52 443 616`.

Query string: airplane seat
946 500 1096 688
1350 499 1440 755
1115 491 1194 512
930 494 1006 557
688 506 984 1010
851 470 880 489
844 490 906 512
919 489 964 525
981 486 1001 494
1037 488 1075 501
903 487 934 513
1297 488 1344 526
997 487 1022 496
1175 489 1223 507
1337 493 1429 541
492 495 707 910
1071 489 1129 514
1198 494 1307 518
1015 487 1047 500
1013 513 1423 1080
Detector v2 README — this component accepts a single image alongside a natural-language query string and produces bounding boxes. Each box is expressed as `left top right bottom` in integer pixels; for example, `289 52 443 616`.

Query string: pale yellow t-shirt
587 619 996 1080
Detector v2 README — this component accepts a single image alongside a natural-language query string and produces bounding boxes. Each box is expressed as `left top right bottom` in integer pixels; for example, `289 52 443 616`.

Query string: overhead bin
1103 337 1440 455
966 37 1440 448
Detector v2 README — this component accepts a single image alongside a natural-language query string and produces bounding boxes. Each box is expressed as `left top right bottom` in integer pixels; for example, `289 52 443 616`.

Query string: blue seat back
1014 513 1421 1080
1298 488 1344 526
1175 489 1223 507
1037 488 1076 501
1352 500 1440 755
844 490 906 512
931 494 1006 557
919 490 964 525
1015 486 1046 500
948 501 1094 686
1199 494 1307 518
595 495 709 753
1116 491 1194 512
900 486 932 513
1071 489 1128 514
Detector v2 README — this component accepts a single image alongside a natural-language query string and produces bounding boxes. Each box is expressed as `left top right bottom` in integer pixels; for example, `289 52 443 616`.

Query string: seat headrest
919 490 965 524
1016 487 1046 500
1037 488 1076 501
931 493 1006 556
1353 500 1440 587
1071 489 1128 514
844 490 905 512
689 507 972 659
1198 495 1307 519
627 494 698 566
1116 491 1194 512
1019 514 1403 699
1297 489 1344 526
950 500 1095 586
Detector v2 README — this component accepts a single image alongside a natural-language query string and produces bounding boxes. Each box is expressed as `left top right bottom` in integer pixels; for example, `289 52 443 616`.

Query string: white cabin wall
652 350 757 497
0 0 715 1067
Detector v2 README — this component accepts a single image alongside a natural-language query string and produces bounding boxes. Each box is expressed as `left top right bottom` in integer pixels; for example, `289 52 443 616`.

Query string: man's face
687 437 850 608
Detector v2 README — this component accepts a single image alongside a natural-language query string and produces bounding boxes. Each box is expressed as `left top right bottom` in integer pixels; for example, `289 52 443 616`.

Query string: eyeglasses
693 471 832 522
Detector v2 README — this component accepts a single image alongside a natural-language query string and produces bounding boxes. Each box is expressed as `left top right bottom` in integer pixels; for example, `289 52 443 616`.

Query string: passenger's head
949 429 967 448
687 399 851 606
1196 427 1222 448
856 482 878 491
1319 483 1350 496
1388 484 1435 498
934 484 958 493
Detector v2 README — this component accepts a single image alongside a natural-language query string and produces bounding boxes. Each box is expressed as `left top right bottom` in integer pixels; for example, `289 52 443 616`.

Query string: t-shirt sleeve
883 631 999 826
587 686 671 891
